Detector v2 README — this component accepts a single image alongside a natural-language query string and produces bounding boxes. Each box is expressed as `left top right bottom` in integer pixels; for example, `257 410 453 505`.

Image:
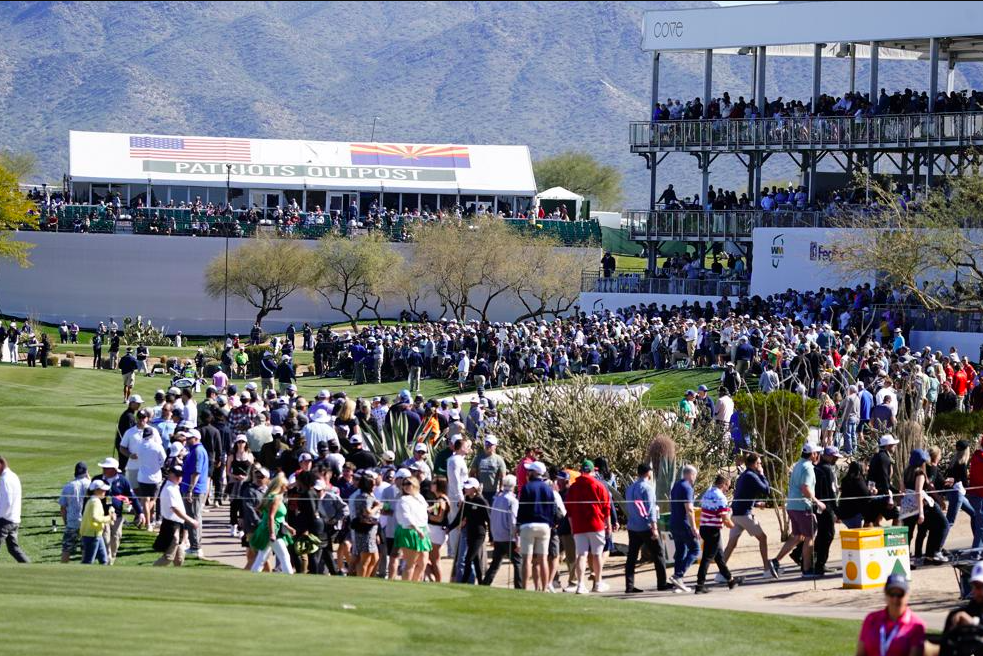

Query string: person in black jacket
275 355 296 395
457 478 490 584
813 446 840 575
119 348 139 402
259 352 277 391
240 466 269 570
867 435 900 524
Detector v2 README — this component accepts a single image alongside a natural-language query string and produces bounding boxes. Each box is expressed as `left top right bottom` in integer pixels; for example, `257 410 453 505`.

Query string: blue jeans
946 489 976 526
842 418 858 454
453 532 477 584
671 527 700 579
969 496 983 550
81 535 108 565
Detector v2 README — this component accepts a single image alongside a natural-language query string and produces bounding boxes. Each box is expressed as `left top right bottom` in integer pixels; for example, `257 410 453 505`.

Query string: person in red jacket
566 460 612 594
954 364 970 412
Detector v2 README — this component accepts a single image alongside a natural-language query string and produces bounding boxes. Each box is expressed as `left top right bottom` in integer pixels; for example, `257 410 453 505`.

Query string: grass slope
0 565 858 656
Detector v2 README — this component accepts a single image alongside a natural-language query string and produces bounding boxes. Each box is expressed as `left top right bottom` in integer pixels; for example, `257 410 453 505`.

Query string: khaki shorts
574 530 605 556
122 371 135 387
729 514 765 539
519 523 551 556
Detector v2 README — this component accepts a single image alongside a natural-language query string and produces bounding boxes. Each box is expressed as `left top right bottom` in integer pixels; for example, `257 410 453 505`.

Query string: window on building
383 192 400 212
305 190 326 213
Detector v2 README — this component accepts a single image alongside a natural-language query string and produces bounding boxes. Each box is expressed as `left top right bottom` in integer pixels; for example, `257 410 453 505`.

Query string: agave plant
358 413 437 468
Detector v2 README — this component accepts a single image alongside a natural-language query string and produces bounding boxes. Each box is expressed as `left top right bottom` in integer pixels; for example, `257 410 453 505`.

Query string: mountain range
1 1 980 207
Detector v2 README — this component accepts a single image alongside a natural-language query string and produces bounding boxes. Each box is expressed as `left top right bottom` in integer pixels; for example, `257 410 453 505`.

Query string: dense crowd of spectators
653 87 983 122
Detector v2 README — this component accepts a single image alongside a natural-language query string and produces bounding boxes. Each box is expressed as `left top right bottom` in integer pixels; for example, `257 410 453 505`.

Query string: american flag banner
128 136 252 162
350 143 471 168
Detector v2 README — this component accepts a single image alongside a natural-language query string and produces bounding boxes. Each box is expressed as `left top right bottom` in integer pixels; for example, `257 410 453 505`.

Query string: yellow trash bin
841 526 911 589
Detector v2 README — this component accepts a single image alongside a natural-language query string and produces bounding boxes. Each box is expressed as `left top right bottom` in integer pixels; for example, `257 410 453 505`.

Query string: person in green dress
249 473 296 574
394 477 432 581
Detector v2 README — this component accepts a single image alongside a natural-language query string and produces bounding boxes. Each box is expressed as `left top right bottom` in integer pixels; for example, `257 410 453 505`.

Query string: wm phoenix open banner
70 131 537 195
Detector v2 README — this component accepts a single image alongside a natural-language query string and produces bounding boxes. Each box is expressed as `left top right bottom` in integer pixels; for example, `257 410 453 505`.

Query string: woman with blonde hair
250 472 296 574
394 476 432 581
334 398 359 443
818 393 837 446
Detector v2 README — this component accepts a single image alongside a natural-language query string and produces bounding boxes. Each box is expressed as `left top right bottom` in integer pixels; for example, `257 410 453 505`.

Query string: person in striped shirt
695 474 744 594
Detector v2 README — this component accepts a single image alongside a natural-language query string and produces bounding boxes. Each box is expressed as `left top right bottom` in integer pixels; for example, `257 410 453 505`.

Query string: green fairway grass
0 564 858 656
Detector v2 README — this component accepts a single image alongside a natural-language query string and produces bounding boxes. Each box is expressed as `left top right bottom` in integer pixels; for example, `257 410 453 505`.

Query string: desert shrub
493 378 667 485
59 358 73 367
203 359 223 378
46 355 59 367
930 411 983 439
735 390 818 538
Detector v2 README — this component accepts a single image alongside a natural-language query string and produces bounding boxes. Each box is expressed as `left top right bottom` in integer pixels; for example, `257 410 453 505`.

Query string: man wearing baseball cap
869 434 902 526
180 429 209 558
402 442 432 482
516 460 560 591
154 465 199 567
472 435 506 506
813 445 842 576
114 394 142 471
90 457 144 563
772 442 825 578
945 561 983 632
566 459 612 594
58 462 91 562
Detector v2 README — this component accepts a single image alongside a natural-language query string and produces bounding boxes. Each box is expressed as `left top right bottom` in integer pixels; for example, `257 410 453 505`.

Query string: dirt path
199 501 969 629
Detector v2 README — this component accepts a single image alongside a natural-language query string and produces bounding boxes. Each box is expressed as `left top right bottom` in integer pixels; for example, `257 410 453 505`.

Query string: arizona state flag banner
350 143 471 168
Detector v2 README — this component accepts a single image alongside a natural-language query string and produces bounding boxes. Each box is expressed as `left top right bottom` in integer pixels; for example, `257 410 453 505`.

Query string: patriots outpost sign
70 131 537 195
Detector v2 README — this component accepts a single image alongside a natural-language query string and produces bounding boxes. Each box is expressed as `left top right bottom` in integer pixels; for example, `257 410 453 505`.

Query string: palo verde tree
204 235 311 326
309 232 399 329
413 215 527 322
830 169 983 312
513 236 595 322
0 156 37 266
533 151 623 210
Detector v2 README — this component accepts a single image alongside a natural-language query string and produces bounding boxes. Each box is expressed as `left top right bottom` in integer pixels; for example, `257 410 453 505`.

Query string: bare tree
309 232 398 329
204 235 311 326
830 170 983 313
514 238 595 322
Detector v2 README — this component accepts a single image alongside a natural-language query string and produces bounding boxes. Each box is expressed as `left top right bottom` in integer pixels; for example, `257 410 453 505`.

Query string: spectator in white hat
772 443 826 578
80 480 113 565
302 409 337 457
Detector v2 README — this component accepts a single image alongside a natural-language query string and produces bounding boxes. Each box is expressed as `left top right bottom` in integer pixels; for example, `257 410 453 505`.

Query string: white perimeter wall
0 232 598 333
910 331 983 361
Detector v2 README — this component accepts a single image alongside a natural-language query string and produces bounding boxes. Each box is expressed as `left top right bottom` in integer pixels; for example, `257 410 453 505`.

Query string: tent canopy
536 186 584 202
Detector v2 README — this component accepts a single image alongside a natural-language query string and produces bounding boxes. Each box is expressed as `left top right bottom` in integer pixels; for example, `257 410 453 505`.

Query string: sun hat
97 457 119 470
878 434 900 447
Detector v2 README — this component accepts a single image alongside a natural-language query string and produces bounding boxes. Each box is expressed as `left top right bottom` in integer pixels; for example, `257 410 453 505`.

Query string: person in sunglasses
856 574 926 656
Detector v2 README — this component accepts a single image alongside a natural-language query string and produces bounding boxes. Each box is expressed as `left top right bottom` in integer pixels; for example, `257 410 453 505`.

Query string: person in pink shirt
212 366 229 393
856 574 925 656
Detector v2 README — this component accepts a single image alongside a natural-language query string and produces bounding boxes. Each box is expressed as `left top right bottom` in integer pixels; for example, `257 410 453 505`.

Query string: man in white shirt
302 409 337 457
457 351 471 391
180 388 198 427
154 465 198 567
119 409 158 489
715 388 735 435
135 427 167 526
446 437 472 560
683 321 698 366
0 456 28 562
